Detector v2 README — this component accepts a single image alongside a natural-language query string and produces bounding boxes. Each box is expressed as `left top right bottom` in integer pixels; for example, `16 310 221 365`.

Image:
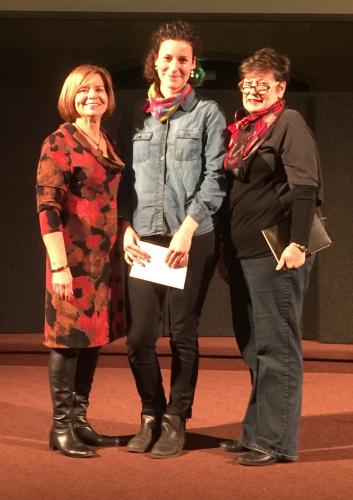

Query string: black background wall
0 12 352 341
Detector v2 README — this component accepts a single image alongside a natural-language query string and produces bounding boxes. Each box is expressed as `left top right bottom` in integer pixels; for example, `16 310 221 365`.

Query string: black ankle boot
73 347 121 447
127 415 160 453
73 393 122 447
48 349 96 458
150 414 185 459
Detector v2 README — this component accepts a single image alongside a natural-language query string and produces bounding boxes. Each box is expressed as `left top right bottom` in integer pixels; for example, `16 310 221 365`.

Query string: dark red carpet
1 335 353 499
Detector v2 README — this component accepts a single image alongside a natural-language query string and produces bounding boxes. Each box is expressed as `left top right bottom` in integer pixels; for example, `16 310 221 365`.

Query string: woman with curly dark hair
120 21 227 458
219 48 323 466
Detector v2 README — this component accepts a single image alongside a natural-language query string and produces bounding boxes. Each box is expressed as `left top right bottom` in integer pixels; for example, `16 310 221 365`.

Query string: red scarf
224 99 285 178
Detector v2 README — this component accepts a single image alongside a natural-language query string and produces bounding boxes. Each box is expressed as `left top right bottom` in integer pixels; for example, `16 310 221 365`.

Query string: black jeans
127 231 217 419
226 255 314 460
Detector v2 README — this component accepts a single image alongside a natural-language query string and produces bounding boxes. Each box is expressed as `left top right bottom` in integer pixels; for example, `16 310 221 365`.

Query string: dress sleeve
36 134 70 236
186 102 228 224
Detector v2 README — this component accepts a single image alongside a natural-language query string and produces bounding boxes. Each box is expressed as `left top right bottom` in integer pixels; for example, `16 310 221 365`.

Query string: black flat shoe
219 439 248 453
237 450 277 466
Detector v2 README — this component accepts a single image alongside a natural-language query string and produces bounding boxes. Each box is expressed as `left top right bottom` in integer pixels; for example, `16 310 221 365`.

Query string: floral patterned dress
36 122 125 348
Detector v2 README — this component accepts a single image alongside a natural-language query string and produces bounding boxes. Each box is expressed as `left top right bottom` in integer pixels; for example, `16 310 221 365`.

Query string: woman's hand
165 215 199 269
123 224 150 266
276 243 306 270
52 267 73 301
165 229 191 269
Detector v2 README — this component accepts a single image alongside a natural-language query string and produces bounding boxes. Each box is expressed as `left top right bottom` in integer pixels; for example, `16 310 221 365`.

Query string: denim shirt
122 90 227 237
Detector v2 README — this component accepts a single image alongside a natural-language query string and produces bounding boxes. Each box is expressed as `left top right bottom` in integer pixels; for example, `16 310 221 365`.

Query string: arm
121 219 150 266
186 102 228 225
42 232 73 299
166 103 227 268
276 111 320 270
118 161 150 266
36 136 73 300
165 215 199 268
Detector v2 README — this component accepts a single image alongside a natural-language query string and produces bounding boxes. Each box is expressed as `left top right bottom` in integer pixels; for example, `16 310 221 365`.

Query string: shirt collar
179 88 197 112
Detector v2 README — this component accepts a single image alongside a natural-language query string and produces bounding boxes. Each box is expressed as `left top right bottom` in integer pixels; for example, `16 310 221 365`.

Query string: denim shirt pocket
132 130 153 163
175 129 202 161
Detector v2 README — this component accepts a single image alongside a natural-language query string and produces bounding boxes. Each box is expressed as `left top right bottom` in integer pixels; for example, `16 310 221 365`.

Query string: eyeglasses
238 80 280 95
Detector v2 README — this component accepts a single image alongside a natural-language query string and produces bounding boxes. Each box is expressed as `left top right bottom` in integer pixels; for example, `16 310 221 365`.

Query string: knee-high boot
73 347 121 447
48 348 96 458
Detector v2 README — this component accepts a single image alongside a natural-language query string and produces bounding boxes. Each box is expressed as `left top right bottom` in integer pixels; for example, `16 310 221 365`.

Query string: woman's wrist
178 215 199 238
289 242 307 253
51 264 69 273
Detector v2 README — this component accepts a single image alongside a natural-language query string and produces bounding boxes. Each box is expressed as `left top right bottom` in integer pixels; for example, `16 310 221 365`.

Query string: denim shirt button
160 155 165 161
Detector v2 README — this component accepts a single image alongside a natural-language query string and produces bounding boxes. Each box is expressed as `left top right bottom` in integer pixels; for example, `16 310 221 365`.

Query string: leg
48 348 96 458
127 276 167 452
73 347 121 447
220 256 255 452
167 231 218 419
238 255 314 462
151 232 218 458
127 277 167 416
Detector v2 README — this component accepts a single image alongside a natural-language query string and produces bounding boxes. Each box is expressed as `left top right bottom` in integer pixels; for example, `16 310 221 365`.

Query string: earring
190 69 195 78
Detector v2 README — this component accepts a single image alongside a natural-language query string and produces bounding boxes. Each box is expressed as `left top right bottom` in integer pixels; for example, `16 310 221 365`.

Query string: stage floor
1 357 353 499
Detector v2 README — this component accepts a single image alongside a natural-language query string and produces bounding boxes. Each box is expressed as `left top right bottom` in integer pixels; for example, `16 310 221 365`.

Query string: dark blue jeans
226 255 314 460
127 231 217 419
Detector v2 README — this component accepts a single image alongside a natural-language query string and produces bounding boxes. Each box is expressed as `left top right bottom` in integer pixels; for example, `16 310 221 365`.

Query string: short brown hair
239 48 291 82
144 21 202 88
57 64 115 122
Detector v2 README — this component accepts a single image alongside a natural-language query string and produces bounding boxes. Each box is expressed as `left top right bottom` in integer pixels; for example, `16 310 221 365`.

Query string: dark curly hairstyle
239 48 291 82
144 20 202 87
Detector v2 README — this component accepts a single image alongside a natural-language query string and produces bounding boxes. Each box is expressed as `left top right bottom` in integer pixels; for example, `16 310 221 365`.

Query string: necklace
75 123 103 153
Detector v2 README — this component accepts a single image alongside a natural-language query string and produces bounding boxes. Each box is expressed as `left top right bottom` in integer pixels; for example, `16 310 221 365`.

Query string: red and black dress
36 123 125 348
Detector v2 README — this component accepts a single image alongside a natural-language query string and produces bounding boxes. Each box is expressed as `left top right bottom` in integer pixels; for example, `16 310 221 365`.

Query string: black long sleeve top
226 108 322 259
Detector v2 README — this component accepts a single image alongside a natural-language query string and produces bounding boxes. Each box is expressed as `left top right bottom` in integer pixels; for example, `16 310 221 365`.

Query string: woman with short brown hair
220 48 323 466
36 64 125 458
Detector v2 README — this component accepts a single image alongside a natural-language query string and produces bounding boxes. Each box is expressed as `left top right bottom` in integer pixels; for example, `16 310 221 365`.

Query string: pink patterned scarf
143 83 192 122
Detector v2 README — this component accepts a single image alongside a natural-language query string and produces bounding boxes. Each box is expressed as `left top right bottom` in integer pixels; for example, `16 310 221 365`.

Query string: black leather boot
48 348 96 458
73 393 122 447
150 414 185 459
74 347 122 447
127 415 160 453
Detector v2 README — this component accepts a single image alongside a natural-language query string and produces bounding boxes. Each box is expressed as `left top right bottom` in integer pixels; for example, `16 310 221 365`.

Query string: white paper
129 241 187 289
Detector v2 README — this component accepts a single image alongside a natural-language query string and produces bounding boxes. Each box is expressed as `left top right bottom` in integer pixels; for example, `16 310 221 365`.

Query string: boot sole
127 443 154 453
50 447 97 458
150 449 183 459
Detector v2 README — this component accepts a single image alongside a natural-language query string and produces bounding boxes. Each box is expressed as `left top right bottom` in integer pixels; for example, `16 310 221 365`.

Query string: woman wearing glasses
219 48 323 465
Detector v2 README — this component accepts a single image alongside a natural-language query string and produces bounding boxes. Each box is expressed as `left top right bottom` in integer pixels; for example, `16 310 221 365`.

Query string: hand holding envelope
130 241 188 289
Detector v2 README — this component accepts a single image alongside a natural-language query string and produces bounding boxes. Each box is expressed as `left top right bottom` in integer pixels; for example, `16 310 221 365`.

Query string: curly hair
144 20 202 87
239 48 291 82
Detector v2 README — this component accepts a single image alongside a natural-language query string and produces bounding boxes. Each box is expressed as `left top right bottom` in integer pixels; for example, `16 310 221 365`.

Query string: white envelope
129 241 187 289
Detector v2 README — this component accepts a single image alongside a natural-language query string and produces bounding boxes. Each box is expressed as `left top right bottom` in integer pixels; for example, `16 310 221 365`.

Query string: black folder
262 213 332 262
